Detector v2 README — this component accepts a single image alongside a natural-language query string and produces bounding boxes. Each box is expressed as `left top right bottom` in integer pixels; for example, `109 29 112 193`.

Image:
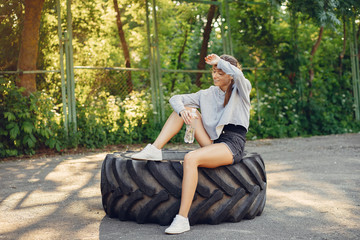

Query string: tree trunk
113 0 133 93
306 26 323 131
196 2 217 87
17 0 45 96
308 26 324 98
339 18 346 78
170 22 192 92
288 7 299 85
177 28 189 70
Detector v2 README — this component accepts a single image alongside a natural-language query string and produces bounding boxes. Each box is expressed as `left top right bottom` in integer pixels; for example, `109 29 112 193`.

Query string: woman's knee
170 111 181 118
183 151 199 168
184 107 201 119
184 107 195 111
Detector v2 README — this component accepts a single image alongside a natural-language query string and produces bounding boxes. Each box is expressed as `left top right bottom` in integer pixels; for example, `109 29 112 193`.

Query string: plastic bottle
184 108 197 143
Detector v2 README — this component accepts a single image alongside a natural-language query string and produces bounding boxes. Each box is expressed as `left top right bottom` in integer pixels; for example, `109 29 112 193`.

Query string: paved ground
0 133 359 240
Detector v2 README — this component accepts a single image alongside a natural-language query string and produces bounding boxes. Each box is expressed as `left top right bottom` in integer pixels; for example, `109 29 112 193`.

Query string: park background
1 0 360 158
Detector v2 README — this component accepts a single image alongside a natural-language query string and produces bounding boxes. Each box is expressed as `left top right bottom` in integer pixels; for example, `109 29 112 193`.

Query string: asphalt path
0 133 359 240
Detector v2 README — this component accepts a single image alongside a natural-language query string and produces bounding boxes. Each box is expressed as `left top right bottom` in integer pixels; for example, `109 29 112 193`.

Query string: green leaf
0 128 8 136
48 138 56 148
6 122 16 130
55 142 61 152
4 112 16 121
5 149 18 157
8 123 20 139
22 121 34 134
23 134 36 148
30 133 36 143
44 128 52 139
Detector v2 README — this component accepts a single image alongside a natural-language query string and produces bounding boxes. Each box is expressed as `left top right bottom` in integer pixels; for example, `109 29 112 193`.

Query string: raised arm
217 59 252 101
205 54 251 103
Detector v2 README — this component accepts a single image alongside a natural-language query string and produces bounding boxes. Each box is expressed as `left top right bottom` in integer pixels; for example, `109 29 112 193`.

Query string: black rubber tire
100 150 266 226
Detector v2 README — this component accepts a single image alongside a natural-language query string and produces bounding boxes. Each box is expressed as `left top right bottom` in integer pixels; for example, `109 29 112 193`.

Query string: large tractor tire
100 150 266 226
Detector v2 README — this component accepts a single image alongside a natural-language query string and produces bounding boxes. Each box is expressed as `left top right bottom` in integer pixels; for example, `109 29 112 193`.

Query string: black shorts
214 124 246 164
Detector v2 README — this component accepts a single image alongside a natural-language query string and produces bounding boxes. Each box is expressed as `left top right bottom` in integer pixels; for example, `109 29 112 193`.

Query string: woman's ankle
177 212 188 219
152 143 162 150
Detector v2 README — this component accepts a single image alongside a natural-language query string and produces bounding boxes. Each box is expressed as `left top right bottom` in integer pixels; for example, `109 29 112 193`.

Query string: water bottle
184 109 197 144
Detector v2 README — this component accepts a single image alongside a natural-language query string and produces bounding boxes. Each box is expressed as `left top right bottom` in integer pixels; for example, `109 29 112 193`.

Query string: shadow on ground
1 134 359 240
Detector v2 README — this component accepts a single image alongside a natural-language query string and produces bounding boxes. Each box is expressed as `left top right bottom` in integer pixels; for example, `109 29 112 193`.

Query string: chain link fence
73 68 150 100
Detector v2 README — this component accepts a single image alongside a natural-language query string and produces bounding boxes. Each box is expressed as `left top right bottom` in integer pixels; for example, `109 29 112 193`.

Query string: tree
17 0 45 96
170 17 194 92
0 0 23 71
289 0 340 97
339 17 346 78
336 0 360 77
308 25 324 97
196 1 218 87
113 0 133 93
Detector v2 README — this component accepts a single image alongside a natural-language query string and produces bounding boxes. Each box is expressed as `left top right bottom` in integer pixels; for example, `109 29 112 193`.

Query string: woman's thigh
184 108 212 147
186 143 233 168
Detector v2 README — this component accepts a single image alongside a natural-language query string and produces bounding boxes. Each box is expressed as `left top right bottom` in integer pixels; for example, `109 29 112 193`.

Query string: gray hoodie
169 58 252 140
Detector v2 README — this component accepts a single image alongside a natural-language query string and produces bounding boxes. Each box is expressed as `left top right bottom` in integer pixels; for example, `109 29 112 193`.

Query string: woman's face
212 66 233 91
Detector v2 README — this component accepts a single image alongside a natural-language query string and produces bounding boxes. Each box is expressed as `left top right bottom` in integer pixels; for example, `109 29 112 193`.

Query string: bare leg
193 112 212 147
153 109 212 149
152 112 183 149
178 143 233 218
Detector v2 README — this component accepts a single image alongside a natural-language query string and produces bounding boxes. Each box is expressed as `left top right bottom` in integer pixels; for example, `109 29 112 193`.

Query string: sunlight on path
0 134 359 240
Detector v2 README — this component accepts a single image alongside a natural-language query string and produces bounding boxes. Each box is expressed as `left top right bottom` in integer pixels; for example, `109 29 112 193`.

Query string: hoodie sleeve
217 59 252 104
169 91 201 115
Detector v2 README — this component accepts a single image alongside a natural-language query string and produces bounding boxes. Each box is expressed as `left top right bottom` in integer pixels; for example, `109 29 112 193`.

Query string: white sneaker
131 144 162 161
165 215 190 234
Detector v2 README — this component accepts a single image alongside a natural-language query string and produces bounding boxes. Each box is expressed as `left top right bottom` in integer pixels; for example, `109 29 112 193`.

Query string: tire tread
101 151 266 225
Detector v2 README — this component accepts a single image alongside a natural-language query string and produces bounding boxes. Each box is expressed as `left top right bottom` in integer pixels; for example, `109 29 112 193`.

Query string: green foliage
288 0 340 29
0 76 65 157
0 74 158 156
75 89 154 148
0 0 24 71
1 0 360 157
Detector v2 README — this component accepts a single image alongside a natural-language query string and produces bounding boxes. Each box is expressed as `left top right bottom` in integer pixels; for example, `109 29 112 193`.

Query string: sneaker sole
165 228 190 235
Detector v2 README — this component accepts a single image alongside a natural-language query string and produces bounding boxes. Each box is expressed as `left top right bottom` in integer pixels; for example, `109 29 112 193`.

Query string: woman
132 53 252 234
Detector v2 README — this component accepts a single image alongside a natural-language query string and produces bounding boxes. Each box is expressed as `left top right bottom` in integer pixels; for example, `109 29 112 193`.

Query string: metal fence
1 0 359 145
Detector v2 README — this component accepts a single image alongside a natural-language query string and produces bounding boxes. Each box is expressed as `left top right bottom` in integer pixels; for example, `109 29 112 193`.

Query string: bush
75 89 156 148
0 76 64 157
246 66 360 140
0 76 162 157
1 69 359 158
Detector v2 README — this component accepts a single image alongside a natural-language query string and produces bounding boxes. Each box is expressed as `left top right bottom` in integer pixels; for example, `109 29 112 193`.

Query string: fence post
152 0 165 122
64 31 73 127
224 0 233 56
145 0 158 123
56 0 77 137
56 0 68 135
219 2 228 54
146 0 165 124
349 16 360 121
66 0 77 131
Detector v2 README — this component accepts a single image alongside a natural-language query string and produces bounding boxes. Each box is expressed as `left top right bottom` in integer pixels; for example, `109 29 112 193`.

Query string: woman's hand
180 109 198 125
205 54 220 65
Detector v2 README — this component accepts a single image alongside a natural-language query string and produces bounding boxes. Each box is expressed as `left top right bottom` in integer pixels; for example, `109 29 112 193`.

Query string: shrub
0 76 64 157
